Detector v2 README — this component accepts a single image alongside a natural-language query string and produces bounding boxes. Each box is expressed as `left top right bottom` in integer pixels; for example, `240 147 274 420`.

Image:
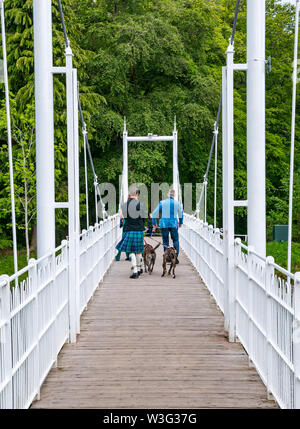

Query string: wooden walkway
32 242 277 409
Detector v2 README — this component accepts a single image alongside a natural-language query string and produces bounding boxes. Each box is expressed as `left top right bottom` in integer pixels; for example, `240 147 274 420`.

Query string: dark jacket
121 198 146 232
147 218 153 229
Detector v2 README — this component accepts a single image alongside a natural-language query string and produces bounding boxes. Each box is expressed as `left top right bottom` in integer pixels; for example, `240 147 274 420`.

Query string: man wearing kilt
116 184 146 279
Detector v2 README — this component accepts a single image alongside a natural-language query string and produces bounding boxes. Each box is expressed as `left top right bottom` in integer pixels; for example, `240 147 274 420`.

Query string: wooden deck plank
31 242 277 409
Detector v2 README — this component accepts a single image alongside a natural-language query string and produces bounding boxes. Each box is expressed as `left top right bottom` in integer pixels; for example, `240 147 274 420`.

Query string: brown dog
143 242 160 274
161 246 179 279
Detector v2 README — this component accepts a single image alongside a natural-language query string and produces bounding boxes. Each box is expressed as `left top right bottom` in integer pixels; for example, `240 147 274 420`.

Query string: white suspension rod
204 179 207 224
214 123 218 229
83 127 89 229
95 181 98 224
173 125 178 200
0 0 18 274
122 120 128 204
288 0 300 274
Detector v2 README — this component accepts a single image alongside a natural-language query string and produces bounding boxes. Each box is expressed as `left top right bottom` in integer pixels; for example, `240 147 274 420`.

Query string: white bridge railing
0 214 121 409
180 214 300 409
1 212 299 409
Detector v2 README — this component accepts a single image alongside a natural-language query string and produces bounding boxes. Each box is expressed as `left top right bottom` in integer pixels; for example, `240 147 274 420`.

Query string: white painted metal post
265 256 275 400
247 0 266 258
294 272 300 409
173 118 178 199
123 119 128 203
33 0 55 258
222 65 229 331
95 180 98 223
66 45 77 343
204 179 207 224
0 0 18 274
234 237 241 337
83 125 89 229
0 275 12 408
223 41 236 342
72 68 80 335
214 122 218 229
28 258 40 401
247 245 255 366
288 0 300 274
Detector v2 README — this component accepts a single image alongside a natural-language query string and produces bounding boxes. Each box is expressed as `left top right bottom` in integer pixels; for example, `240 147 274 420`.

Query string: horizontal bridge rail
180 213 300 409
0 214 121 409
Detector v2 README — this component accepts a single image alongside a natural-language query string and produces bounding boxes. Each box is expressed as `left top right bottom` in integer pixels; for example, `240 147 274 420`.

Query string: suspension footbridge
31 242 276 409
0 0 299 410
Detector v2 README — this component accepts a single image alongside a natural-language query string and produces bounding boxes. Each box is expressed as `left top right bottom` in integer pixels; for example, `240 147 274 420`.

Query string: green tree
0 0 298 263
0 0 99 246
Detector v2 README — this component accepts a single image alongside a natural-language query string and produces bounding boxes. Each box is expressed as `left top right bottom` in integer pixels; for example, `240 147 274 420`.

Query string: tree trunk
30 225 37 251
24 179 30 263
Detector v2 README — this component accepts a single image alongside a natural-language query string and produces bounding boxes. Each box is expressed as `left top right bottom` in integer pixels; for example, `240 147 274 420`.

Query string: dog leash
146 236 162 246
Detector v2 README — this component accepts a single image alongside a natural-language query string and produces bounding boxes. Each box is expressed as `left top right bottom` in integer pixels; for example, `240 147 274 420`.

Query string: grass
0 242 299 278
0 249 36 278
266 241 300 273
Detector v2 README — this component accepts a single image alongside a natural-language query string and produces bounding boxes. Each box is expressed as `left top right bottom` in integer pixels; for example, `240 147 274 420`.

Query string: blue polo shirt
152 197 183 229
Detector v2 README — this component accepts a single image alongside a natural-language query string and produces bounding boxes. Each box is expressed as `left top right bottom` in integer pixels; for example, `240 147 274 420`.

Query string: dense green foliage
0 0 299 264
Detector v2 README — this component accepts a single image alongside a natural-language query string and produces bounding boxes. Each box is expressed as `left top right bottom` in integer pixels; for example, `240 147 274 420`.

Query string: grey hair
129 183 140 196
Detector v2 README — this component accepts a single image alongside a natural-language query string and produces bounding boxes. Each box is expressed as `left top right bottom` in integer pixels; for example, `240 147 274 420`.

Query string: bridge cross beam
121 119 180 205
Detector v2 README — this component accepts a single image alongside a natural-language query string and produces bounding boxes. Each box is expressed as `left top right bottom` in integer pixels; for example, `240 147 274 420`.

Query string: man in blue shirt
152 189 184 254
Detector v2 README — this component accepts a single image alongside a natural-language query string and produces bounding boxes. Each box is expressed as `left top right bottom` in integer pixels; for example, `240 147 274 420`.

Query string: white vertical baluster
234 238 241 337
248 246 255 365
51 250 57 363
29 259 40 401
208 225 213 292
215 228 221 305
0 275 12 408
265 256 275 400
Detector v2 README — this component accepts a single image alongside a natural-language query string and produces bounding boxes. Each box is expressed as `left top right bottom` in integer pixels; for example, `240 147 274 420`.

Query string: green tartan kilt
116 231 144 254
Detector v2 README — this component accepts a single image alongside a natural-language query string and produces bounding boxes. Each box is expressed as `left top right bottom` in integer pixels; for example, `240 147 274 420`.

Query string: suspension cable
230 0 242 45
57 0 107 221
0 0 18 274
77 93 107 219
57 0 69 47
204 0 240 181
80 85 89 229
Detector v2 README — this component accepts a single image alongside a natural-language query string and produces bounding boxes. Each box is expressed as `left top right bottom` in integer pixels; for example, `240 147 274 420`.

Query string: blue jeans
161 227 179 255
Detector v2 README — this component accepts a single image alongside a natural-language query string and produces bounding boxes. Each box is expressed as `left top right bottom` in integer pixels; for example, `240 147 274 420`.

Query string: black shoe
138 269 143 275
130 272 139 279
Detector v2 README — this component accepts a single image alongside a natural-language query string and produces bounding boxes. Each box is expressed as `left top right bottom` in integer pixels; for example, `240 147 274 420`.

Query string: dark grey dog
143 242 160 274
